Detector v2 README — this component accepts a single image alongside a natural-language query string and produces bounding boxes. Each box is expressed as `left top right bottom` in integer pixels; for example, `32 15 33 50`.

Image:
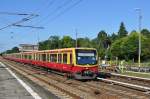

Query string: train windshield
76 49 97 65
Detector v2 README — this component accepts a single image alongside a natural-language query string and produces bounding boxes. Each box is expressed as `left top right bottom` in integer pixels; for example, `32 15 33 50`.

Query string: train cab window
42 54 46 61
63 54 67 64
58 54 62 63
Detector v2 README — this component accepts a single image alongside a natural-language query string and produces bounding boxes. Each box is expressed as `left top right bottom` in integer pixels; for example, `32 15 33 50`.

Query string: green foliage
111 31 150 61
1 47 20 54
118 22 128 38
61 36 75 48
111 33 118 42
96 30 111 59
141 29 150 37
39 36 60 50
77 37 92 47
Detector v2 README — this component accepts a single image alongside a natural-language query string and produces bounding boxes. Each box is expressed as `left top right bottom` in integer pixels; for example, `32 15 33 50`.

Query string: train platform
0 62 37 99
0 61 59 99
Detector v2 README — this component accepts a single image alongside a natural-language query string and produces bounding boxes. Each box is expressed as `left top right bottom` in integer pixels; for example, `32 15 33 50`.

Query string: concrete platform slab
0 62 37 99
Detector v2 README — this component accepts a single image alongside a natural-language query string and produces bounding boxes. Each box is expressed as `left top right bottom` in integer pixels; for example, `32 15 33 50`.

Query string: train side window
24 55 27 59
22 54 24 59
63 54 67 64
58 54 62 63
46 54 50 62
39 54 41 61
48 54 50 62
50 54 57 62
40 54 42 61
70 53 72 64
36 54 38 60
42 54 46 61
29 54 32 59
33 54 36 60
19 54 21 58
38 54 40 61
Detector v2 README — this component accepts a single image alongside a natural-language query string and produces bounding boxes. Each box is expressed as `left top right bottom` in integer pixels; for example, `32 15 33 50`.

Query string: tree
97 30 110 49
39 36 60 50
77 37 92 47
118 22 128 38
48 36 60 49
110 33 118 42
141 29 150 37
61 36 75 48
38 40 49 50
3 47 20 54
96 30 111 59
111 31 150 61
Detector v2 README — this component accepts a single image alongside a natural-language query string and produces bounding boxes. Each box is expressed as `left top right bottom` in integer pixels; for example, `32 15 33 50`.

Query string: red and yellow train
3 48 98 80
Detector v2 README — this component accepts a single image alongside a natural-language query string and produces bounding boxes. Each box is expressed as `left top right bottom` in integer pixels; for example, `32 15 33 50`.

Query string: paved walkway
0 62 38 99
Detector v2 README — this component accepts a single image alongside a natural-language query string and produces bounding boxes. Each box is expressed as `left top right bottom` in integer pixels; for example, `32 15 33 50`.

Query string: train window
50 54 57 62
33 54 35 60
63 54 67 64
39 54 41 61
47 54 50 62
46 54 49 62
18 55 20 58
39 54 42 61
29 55 32 59
24 55 28 59
22 54 23 59
42 54 46 61
38 54 40 61
58 54 62 63
70 54 72 64
35 53 38 60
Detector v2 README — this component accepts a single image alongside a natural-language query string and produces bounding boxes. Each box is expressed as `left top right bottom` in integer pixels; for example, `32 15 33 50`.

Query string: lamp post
135 8 142 71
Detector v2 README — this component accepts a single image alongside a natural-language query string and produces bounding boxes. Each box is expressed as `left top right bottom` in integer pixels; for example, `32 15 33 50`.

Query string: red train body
3 48 99 80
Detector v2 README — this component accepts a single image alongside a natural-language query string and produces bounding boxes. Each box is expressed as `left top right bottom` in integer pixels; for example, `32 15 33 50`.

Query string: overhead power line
26 0 74 33
0 12 33 16
32 0 73 26
27 0 83 34
13 24 44 29
0 14 39 31
48 0 83 23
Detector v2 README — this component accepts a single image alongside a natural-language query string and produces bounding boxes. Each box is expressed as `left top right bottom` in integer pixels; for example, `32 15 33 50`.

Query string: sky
0 0 150 52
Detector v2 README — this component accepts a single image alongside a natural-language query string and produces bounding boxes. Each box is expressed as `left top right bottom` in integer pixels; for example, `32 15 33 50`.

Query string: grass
121 71 150 79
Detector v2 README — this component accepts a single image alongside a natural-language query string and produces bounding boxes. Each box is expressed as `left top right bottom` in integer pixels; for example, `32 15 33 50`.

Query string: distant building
19 44 38 52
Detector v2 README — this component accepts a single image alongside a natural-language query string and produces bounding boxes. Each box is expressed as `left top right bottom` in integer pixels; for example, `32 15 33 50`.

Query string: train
3 48 99 80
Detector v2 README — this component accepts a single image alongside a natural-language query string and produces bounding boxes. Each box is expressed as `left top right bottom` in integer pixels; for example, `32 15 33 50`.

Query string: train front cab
72 48 98 80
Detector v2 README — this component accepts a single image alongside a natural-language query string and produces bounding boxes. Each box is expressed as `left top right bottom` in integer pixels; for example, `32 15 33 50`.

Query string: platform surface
0 62 35 99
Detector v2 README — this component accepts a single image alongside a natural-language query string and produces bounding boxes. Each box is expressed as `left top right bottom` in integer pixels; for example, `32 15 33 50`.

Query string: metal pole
37 32 39 50
135 8 142 71
75 29 78 48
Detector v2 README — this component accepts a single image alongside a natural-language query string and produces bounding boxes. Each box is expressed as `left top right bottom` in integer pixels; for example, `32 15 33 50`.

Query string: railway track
110 73 150 88
1 59 118 99
97 77 150 93
1 59 150 99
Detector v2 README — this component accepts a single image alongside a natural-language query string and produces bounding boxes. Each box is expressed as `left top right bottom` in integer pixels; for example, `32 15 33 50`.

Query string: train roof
6 47 97 54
